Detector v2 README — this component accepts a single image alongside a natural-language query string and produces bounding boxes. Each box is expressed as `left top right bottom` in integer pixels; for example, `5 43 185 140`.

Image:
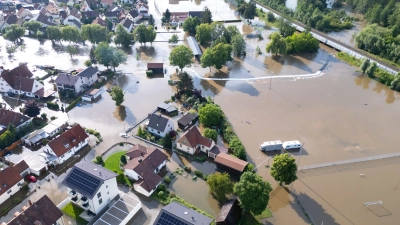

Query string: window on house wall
98 198 102 204
180 144 182 147
187 147 189 150
97 192 101 198
202 146 204 149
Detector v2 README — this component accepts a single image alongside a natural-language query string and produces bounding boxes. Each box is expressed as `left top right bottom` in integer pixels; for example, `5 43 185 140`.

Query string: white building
145 113 175 138
0 109 32 133
62 162 119 214
123 144 168 197
76 66 99 87
0 65 44 98
176 126 215 155
0 161 29 206
55 73 85 93
42 124 89 165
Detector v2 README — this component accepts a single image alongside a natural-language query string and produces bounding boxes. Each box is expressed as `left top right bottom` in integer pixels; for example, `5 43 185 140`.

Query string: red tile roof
176 126 213 148
0 160 29 196
147 63 163 69
47 124 88 157
214 153 248 172
0 109 31 128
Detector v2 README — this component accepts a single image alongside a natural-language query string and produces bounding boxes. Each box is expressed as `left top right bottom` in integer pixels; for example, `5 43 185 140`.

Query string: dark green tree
231 34 246 57
234 172 272 215
114 24 132 47
120 155 127 165
206 172 234 202
168 34 179 44
148 14 155 26
270 153 298 185
177 72 194 93
165 9 171 21
183 16 200 34
163 134 172 149
201 7 213 24
360 58 370 74
169 45 193 71
366 62 377 78
199 103 224 127
23 100 41 117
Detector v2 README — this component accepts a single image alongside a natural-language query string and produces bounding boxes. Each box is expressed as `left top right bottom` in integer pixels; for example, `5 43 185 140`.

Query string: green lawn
104 151 133 187
62 202 88 225
239 208 272 225
255 207 272 220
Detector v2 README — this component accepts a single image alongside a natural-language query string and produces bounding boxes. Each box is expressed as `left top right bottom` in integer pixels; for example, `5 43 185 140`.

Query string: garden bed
61 202 88 225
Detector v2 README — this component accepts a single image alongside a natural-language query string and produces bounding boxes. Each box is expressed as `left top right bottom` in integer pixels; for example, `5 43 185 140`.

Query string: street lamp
297 143 305 167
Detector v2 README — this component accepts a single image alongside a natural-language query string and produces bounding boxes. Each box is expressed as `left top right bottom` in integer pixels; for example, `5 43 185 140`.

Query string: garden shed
187 36 202 58
215 153 248 176
147 62 164 74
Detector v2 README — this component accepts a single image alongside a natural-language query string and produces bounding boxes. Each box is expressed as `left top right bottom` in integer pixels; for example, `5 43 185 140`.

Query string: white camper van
282 140 301 150
260 140 282 151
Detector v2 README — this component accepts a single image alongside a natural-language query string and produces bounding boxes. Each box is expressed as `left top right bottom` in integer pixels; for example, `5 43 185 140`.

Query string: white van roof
261 140 282 146
282 140 301 147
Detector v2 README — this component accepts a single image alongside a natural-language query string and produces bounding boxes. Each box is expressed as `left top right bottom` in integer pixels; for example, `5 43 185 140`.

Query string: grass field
62 202 88 225
104 151 133 186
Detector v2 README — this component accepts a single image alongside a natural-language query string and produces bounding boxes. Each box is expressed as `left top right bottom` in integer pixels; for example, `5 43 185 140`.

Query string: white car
119 133 129 138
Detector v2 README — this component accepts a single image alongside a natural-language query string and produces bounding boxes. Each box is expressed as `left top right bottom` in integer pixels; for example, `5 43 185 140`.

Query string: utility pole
297 143 305 167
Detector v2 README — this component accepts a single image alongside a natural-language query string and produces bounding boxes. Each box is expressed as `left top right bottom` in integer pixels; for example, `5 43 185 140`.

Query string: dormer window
64 143 69 148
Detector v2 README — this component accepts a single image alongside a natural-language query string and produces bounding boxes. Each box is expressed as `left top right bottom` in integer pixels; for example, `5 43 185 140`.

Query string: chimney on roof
13 211 20 217
99 172 102 176
138 158 142 163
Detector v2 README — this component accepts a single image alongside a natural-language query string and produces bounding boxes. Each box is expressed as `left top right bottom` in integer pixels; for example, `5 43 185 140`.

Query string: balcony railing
68 190 77 197
81 203 90 210
80 196 88 204
71 196 78 202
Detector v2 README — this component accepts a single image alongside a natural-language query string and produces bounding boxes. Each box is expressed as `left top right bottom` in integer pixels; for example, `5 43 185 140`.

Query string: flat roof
93 194 142 225
187 36 202 56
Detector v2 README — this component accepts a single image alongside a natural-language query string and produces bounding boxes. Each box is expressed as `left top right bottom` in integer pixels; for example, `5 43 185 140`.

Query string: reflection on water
113 105 127 122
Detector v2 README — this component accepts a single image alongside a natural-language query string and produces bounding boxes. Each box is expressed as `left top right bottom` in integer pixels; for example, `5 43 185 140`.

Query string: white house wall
133 183 154 197
31 79 44 94
0 179 24 206
90 177 119 214
124 169 141 180
177 143 195 155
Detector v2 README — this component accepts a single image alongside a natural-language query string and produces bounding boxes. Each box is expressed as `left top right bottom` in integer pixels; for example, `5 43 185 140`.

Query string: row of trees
266 31 319 55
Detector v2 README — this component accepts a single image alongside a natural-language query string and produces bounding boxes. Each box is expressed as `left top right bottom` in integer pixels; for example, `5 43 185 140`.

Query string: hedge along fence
46 101 60 110
66 97 82 112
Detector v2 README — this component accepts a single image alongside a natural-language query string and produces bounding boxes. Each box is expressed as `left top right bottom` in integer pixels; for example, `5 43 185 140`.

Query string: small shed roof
187 36 202 56
147 62 163 69
177 113 198 127
157 103 177 113
216 198 242 224
215 153 248 172
209 145 228 156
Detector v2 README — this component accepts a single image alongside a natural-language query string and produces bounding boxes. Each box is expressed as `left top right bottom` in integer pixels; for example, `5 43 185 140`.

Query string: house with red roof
176 126 215 155
0 65 44 98
42 124 89 165
0 160 30 206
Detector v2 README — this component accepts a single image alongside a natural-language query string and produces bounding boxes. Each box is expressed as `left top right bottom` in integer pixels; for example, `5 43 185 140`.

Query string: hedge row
46 101 59 111
66 97 82 112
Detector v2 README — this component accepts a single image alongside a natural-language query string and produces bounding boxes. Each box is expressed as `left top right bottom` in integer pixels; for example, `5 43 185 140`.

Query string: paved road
246 0 400 75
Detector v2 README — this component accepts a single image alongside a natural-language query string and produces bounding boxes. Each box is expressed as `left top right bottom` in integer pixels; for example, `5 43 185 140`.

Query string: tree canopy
234 172 272 215
200 43 232 70
278 18 296 38
114 24 132 47
81 24 110 45
61 26 81 43
24 100 41 117
360 58 370 74
270 153 298 185
168 34 179 44
177 72 194 93
203 128 217 142
195 23 212 45
183 16 200 34
4 25 25 43
231 34 246 57
133 24 157 45
201 7 213 24
110 86 124 106
238 1 256 19
23 21 41 36
163 134 172 149
148 14 155 26
285 32 319 53
266 32 287 56
206 172 234 202
94 42 127 70
66 45 79 59
199 103 224 127
169 45 193 71
47 26 62 43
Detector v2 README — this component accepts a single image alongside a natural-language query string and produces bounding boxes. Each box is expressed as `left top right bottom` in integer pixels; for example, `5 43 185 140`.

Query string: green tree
47 26 62 43
195 23 212 45
23 21 41 36
183 16 200 34
231 34 246 57
278 18 296 37
210 22 226 42
270 153 298 185
200 48 213 71
266 32 287 56
81 24 110 45
84 60 92 67
203 128 217 142
4 25 25 43
177 72 194 93
6 44 17 56
40 113 47 120
199 103 224 127
267 12 275 22
114 24 132 47
229 137 247 160
110 86 124 106
90 47 97 64
366 62 377 78
200 43 232 70
243 1 256 19
148 14 155 26
23 100 41 117
133 24 148 45
224 25 240 44
94 42 114 68
206 172 234 202
120 155 127 165
285 32 319 53
165 8 171 21
234 172 272 215
359 58 370 74
61 26 81 43
201 7 213 24
109 48 128 71
168 34 179 44
66 45 79 59
145 25 157 45
169 45 193 71
163 133 172 149
74 4 81 10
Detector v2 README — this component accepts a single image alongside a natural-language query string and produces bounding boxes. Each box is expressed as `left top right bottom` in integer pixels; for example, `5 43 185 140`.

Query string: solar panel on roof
65 168 101 197
155 212 191 225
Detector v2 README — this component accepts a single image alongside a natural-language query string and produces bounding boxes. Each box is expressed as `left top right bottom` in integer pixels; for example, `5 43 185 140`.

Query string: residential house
55 73 85 93
107 4 123 13
208 145 228 159
82 88 102 102
0 160 29 206
0 64 44 97
188 11 204 19
82 0 98 12
157 102 177 116
33 3 43 10
70 7 82 20
33 13 57 27
0 1 16 15
22 129 47 146
42 124 89 165
16 8 33 20
100 0 114 7
177 112 198 130
82 10 99 21
92 16 107 28
215 198 242 225
126 9 142 23
176 126 215 155
22 117 67 146
214 153 248 176
135 2 148 18
162 12 188 25
65 17 82 29
104 10 119 22
123 144 167 197
0 109 32 132
62 162 119 214
76 66 99 86
26 0 49 4
62 10 82 28
43 2 60 20
0 14 19 30
119 18 133 32
153 201 214 225
42 117 67 137
145 113 175 138
147 62 164 74
5 195 63 225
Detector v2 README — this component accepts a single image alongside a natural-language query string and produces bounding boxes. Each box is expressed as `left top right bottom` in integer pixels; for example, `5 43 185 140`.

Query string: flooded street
1 0 398 223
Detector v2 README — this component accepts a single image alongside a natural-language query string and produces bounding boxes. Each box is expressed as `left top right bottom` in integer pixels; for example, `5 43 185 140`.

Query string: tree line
266 31 320 56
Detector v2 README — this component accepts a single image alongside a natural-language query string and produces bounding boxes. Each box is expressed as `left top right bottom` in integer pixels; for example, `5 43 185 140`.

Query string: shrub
169 192 176 198
146 70 153 76
116 173 125 183
50 116 56 120
158 191 165 198
171 95 176 101
120 155 127 165
164 176 171 184
95 156 104 165
13 198 21 204
40 113 47 120
119 142 124 146
66 97 82 112
184 166 192 173
22 183 29 191
46 101 59 110
194 170 203 178
158 184 166 192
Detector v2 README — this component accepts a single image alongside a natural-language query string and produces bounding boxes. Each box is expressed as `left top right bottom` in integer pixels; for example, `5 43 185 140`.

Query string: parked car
119 133 129 138
25 175 37 183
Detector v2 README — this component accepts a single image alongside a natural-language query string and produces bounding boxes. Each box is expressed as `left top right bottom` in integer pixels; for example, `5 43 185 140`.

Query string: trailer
260 140 283 151
282 140 301 150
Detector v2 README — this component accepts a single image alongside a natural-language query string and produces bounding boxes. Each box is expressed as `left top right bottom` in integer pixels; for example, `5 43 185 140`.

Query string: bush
66 97 82 112
46 101 59 110
267 12 275 22
194 170 203 178
169 192 176 198
184 166 192 173
158 184 166 192
120 155 127 165
40 113 47 120
146 70 153 76
116 173 125 183
229 137 247 161
94 155 104 165
164 176 171 184
158 191 165 198
13 198 21 204
171 95 175 101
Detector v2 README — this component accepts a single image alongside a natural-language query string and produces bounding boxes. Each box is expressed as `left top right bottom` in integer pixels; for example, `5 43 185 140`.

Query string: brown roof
82 10 99 19
209 145 229 155
216 198 242 224
0 160 29 196
4 64 33 78
214 153 248 172
17 8 25 16
101 0 113 5
92 17 107 27
124 145 167 192
0 109 31 128
162 12 188 21
7 195 63 225
33 87 45 97
47 124 88 157
147 63 163 69
176 126 213 148
177 112 197 127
